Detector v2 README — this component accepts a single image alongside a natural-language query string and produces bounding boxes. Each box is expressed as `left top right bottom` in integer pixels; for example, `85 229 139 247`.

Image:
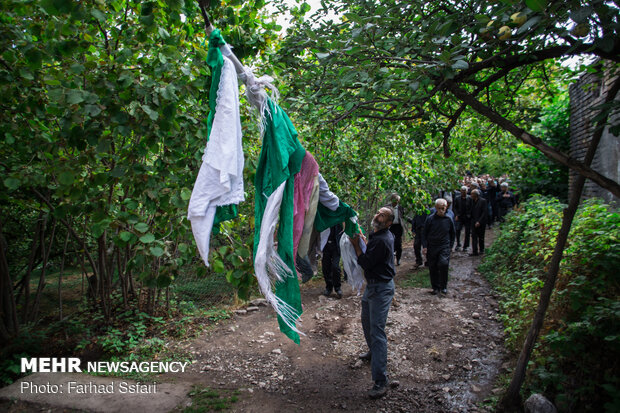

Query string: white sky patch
268 0 340 33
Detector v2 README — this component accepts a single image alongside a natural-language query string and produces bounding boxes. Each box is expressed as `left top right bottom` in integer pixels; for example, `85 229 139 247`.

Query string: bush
480 195 620 412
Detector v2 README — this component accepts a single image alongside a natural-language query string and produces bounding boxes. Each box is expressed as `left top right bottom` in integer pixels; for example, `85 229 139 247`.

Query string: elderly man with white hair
497 182 516 222
422 199 455 295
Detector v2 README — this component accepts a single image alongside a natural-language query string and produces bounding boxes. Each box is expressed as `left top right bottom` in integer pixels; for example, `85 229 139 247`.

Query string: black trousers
413 232 423 265
471 225 485 254
322 243 341 292
389 223 403 262
455 219 470 248
498 205 511 222
428 246 451 290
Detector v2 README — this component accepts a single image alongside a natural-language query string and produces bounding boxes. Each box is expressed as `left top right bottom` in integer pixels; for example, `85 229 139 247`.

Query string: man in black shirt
388 194 405 265
453 186 472 252
350 206 396 399
322 223 343 298
423 199 455 295
409 209 429 268
497 182 516 222
470 189 488 256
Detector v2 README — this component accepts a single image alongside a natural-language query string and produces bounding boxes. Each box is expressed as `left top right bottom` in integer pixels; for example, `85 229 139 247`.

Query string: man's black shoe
469 252 479 256
322 289 331 297
441 288 447 295
335 289 343 299
368 383 388 399
454 246 461 251
359 351 372 361
431 289 439 295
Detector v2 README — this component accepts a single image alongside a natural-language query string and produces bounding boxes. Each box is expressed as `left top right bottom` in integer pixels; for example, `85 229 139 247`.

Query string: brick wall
569 65 620 206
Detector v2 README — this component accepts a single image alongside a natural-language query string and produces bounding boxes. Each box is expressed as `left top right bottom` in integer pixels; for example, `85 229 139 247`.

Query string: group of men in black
316 178 517 399
411 176 518 294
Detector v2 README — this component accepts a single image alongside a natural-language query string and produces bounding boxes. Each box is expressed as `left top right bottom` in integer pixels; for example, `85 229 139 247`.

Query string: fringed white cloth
187 56 245 266
254 182 304 336
340 235 367 295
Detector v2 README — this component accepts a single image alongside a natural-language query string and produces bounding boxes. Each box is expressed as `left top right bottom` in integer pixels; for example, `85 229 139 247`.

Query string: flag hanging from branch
253 97 307 344
188 30 244 266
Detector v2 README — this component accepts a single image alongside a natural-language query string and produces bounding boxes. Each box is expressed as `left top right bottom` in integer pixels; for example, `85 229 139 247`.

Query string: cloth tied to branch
187 29 244 266
253 97 306 344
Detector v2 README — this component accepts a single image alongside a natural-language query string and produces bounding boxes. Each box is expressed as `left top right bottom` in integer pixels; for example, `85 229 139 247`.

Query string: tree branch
455 42 620 84
447 81 620 198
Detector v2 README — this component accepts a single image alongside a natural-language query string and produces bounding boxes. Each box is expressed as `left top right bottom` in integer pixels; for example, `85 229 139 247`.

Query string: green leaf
156 274 171 287
58 171 75 186
212 259 225 273
67 90 85 105
4 177 21 190
141 104 159 121
135 222 149 233
525 0 546 12
180 187 192 200
140 233 156 243
84 105 102 116
124 198 139 210
570 7 593 24
70 63 85 74
150 246 165 257
344 13 362 24
595 35 615 53
451 60 469 70
110 166 125 178
19 68 34 80
119 231 132 242
91 9 106 22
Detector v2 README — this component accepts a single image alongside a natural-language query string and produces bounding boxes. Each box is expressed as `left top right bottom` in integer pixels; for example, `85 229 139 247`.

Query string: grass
397 267 430 288
184 386 241 412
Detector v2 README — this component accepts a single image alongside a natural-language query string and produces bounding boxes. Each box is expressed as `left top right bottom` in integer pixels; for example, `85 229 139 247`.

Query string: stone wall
569 65 620 205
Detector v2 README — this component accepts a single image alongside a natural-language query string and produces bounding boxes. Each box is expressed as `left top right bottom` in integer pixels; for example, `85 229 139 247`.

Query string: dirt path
172 233 506 412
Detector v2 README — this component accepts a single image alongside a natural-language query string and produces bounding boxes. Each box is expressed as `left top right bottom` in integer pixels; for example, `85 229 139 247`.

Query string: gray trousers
361 279 395 385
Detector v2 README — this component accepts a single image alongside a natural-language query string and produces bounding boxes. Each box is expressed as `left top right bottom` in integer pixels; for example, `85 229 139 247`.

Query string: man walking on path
350 207 396 399
321 223 343 298
409 208 429 268
470 189 487 256
388 194 405 266
453 186 472 252
423 199 455 295
497 182 516 222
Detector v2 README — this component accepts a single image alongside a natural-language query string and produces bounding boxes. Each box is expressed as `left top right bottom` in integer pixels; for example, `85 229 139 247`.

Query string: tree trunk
30 218 57 323
498 73 620 411
0 217 19 345
58 232 70 321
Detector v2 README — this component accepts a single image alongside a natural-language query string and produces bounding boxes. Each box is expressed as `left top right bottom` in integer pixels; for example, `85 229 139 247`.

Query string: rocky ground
171 234 507 412
1 233 508 413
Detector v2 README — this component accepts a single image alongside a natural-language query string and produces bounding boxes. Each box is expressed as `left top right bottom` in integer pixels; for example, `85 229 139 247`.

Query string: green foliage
208 215 256 301
0 326 48 385
480 196 620 411
479 93 571 201
272 0 617 217
0 0 281 329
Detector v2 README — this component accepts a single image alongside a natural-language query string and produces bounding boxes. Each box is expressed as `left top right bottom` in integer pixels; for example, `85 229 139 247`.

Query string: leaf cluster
479 195 620 411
